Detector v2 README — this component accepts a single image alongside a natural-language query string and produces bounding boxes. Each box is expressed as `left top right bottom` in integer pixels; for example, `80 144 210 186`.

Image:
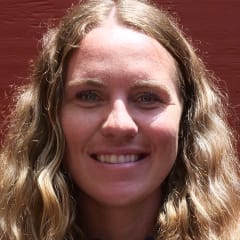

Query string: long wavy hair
1 0 239 239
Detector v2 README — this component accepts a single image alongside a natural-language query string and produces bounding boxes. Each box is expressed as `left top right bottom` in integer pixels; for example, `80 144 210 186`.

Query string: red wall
0 1 239 145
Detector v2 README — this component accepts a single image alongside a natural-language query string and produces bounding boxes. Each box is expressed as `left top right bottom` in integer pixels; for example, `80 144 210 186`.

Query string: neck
76 192 161 240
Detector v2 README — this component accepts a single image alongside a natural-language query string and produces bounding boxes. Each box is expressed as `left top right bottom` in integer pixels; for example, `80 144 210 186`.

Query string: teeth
97 154 139 164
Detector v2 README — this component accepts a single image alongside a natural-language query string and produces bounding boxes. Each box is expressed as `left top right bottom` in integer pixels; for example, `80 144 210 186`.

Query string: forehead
67 21 178 89
82 24 174 62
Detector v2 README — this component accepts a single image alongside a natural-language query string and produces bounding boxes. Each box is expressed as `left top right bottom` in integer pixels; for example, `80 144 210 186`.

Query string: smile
91 154 146 164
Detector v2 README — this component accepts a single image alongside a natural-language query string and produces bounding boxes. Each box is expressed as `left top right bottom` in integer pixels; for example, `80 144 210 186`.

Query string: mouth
90 153 147 164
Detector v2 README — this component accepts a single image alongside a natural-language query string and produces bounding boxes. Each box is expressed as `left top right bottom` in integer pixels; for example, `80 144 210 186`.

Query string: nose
101 100 138 138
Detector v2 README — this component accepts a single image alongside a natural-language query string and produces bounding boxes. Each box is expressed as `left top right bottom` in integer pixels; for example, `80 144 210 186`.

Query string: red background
0 0 239 149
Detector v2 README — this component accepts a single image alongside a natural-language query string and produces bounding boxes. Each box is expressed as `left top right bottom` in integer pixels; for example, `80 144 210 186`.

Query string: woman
0 0 239 239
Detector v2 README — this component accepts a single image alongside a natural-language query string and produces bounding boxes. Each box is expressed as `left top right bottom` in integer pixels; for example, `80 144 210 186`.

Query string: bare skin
77 191 160 240
61 17 181 240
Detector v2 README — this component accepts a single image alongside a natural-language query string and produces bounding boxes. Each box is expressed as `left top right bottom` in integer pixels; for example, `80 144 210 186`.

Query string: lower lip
91 155 149 169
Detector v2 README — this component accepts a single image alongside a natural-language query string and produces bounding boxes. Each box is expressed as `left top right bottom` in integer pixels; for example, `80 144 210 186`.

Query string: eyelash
74 90 163 109
135 92 162 106
75 90 101 102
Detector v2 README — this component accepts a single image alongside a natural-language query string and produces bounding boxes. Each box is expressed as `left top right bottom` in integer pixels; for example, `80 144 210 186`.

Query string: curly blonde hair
1 0 239 239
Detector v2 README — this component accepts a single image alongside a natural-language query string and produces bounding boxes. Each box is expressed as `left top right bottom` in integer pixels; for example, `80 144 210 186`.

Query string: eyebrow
65 78 107 88
66 78 173 92
130 79 172 93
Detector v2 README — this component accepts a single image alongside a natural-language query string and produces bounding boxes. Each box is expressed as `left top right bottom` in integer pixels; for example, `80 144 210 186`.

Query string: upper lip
88 147 150 156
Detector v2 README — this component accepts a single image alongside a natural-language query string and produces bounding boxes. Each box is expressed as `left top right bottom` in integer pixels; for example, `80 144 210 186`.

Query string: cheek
150 122 180 183
148 115 181 156
148 111 180 136
60 109 99 142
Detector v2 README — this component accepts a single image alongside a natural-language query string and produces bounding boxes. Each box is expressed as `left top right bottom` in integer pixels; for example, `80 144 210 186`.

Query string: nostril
102 103 137 128
101 114 138 138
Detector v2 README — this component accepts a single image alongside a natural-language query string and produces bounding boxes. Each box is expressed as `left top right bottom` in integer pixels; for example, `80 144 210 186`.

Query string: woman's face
60 23 182 207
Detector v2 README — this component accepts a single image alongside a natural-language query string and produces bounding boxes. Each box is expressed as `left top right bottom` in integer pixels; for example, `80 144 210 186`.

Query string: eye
75 90 102 107
134 92 163 108
138 92 158 102
76 90 99 101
